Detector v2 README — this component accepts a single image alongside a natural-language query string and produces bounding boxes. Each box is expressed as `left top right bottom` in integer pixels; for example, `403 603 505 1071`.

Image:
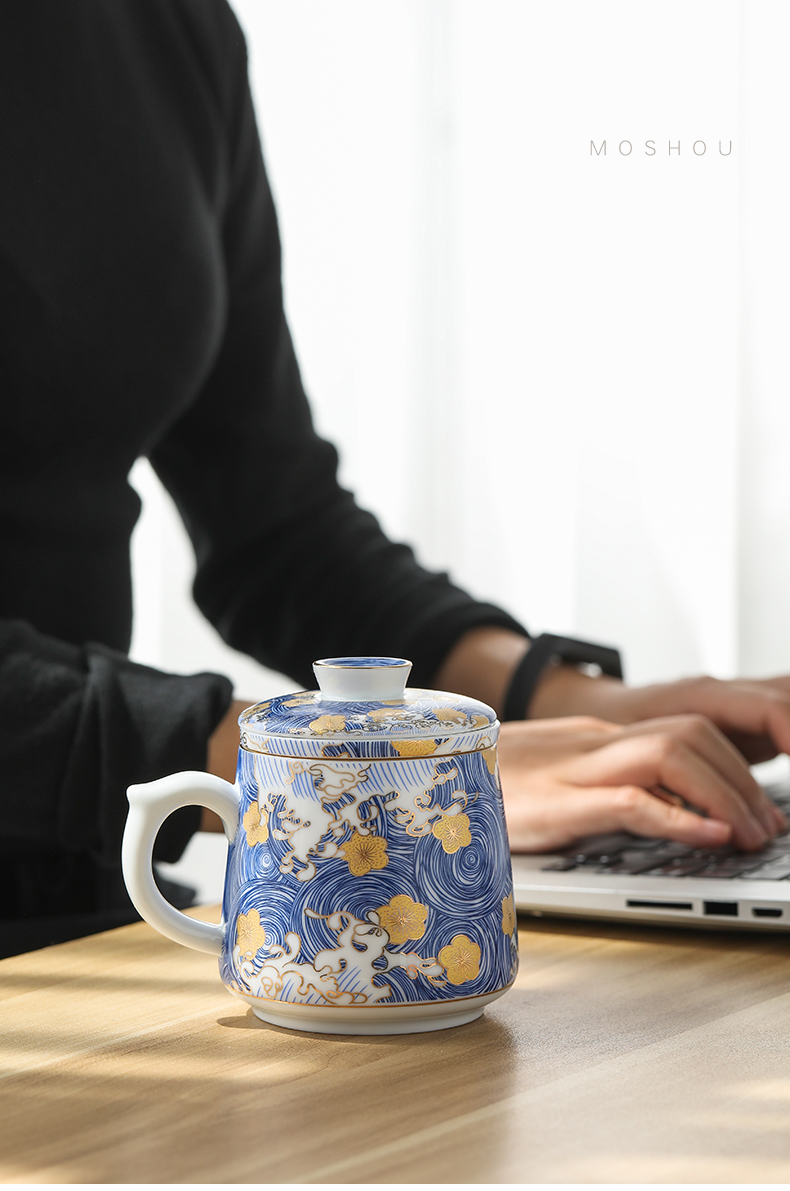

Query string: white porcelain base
234 986 509 1035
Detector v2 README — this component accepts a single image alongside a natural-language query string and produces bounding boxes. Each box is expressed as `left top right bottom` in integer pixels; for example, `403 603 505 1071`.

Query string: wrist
434 627 529 717
528 663 624 719
503 633 624 721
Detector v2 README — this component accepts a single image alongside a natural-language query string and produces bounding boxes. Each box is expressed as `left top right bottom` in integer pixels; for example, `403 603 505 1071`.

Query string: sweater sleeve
0 619 232 864
149 14 527 691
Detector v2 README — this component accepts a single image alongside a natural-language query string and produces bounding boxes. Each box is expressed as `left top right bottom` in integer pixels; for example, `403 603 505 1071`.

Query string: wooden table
3 906 790 1184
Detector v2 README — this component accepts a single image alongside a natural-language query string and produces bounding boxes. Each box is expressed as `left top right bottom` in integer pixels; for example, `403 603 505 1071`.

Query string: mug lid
238 656 497 759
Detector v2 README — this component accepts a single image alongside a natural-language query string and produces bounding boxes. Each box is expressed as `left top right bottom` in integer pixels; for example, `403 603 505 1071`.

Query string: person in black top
2 0 790 957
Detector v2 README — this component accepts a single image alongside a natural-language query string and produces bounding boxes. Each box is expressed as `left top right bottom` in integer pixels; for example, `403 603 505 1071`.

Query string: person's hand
530 668 790 765
498 714 788 853
433 626 790 767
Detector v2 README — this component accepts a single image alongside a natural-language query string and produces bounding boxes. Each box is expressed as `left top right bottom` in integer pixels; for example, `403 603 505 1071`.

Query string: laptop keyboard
540 781 790 881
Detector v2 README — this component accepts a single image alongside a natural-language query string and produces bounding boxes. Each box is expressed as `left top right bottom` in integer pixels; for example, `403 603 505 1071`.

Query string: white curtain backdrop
130 0 790 699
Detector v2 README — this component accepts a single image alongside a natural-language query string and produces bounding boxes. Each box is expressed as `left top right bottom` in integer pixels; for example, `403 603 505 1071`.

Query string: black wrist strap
502 633 624 722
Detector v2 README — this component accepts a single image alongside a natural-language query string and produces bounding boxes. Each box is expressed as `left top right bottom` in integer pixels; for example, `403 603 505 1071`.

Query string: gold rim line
239 741 498 761
227 977 515 1009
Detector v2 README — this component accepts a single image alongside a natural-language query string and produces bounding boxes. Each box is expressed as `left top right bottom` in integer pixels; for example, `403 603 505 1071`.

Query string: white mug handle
122 771 239 956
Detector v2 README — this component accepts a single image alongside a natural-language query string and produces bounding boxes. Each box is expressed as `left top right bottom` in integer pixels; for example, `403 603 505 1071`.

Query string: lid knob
313 657 412 702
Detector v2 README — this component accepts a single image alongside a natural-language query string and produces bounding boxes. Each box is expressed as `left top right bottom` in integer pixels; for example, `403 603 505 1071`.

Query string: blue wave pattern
238 686 497 760
219 743 518 1007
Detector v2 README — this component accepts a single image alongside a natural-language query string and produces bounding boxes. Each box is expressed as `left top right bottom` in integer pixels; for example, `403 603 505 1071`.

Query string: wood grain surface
3 906 790 1183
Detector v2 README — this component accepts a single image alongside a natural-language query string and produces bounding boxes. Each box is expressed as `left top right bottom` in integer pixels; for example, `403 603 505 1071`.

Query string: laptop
511 762 790 930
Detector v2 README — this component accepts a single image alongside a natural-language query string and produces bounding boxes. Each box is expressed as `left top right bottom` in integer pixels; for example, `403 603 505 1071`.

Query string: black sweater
0 0 524 953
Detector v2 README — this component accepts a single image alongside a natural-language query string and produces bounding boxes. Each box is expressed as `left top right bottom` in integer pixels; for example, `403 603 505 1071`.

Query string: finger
725 730 780 766
564 735 770 850
772 803 789 833
702 681 790 761
636 736 771 849
497 717 623 768
759 693 790 762
755 675 790 696
649 785 685 807
621 715 781 837
544 784 732 849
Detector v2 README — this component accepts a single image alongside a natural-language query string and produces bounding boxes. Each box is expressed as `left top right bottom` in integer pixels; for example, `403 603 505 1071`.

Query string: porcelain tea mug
122 656 518 1034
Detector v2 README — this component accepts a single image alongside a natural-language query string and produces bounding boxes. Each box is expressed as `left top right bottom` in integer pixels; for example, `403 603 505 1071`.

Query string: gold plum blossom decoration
242 801 269 847
309 714 347 734
432 812 472 854
236 909 267 956
432 707 467 724
375 894 429 945
501 892 516 936
392 739 438 757
341 830 389 876
438 934 481 985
